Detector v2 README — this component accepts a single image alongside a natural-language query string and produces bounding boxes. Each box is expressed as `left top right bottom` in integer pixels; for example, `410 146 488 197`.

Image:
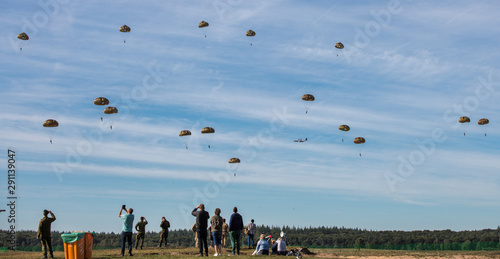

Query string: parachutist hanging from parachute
199 21 209 38
201 127 215 149
354 137 365 157
119 25 131 43
94 97 109 121
104 106 118 130
17 32 29 51
179 130 192 149
478 118 489 136
458 116 470 136
246 30 255 46
335 42 344 57
338 125 350 142
228 157 240 176
302 94 315 114
43 119 59 144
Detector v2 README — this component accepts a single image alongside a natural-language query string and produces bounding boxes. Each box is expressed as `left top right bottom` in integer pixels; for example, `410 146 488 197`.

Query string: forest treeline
2 225 500 251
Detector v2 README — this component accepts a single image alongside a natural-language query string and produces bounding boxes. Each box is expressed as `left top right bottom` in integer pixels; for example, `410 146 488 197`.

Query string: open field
1 247 500 259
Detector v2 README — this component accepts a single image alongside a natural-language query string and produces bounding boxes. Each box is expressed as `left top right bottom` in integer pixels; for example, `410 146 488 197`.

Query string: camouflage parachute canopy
302 94 315 101
94 97 109 106
179 130 192 136
335 42 344 49
246 30 256 37
338 125 350 132
17 32 29 40
478 118 489 125
458 116 470 123
43 119 59 127
104 106 118 114
228 158 240 164
353 137 365 144
119 25 131 33
201 127 215 134
199 21 209 28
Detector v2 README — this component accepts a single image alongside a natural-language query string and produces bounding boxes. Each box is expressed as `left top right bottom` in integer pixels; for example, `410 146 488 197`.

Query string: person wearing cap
37 209 56 259
228 206 244 256
119 205 135 256
135 216 148 249
222 218 229 248
192 203 210 257
158 217 170 247
246 219 256 248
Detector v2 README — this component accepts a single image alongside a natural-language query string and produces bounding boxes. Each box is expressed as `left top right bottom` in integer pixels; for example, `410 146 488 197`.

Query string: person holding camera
192 204 210 257
37 209 56 259
119 205 135 257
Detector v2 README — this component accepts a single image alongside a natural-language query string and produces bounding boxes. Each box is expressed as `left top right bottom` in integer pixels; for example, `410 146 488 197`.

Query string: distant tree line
2 226 500 251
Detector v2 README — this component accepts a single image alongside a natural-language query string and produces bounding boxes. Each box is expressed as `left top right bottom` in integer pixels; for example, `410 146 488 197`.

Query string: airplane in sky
293 138 307 142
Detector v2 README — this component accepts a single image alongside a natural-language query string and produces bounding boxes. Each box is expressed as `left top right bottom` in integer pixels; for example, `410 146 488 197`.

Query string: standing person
158 217 170 247
192 204 210 257
119 205 135 257
37 210 56 259
246 219 256 248
228 207 244 256
192 222 198 248
222 218 229 248
135 216 148 249
210 208 224 256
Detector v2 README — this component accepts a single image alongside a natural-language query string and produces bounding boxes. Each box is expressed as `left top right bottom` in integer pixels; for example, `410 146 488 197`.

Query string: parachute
302 94 315 114
353 137 365 144
338 125 350 142
478 118 490 136
246 30 255 45
179 130 192 149
338 125 350 131
119 25 131 33
17 32 29 40
43 119 59 144
198 21 209 28
353 137 365 157
94 97 109 106
201 127 215 134
201 127 215 148
104 106 118 129
119 25 131 43
228 158 240 163
458 116 470 136
43 119 59 127
478 118 489 125
458 116 470 123
246 30 256 37
104 106 118 114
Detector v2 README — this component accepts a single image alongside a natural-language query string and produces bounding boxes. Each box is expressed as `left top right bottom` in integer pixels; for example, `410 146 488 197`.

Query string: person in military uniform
222 218 229 248
135 216 148 249
37 210 56 259
158 217 170 247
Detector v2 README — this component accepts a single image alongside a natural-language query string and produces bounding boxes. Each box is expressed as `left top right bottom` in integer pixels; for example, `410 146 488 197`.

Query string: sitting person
270 238 277 255
252 234 269 255
276 237 287 255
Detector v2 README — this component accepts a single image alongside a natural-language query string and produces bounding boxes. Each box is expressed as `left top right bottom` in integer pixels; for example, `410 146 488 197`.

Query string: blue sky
1 0 500 233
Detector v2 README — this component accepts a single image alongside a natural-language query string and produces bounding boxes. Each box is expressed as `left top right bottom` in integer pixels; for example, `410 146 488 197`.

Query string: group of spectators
192 204 246 256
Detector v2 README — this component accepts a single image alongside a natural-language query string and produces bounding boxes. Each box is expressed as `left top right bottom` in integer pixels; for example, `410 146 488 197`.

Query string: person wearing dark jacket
192 204 210 256
228 207 244 255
